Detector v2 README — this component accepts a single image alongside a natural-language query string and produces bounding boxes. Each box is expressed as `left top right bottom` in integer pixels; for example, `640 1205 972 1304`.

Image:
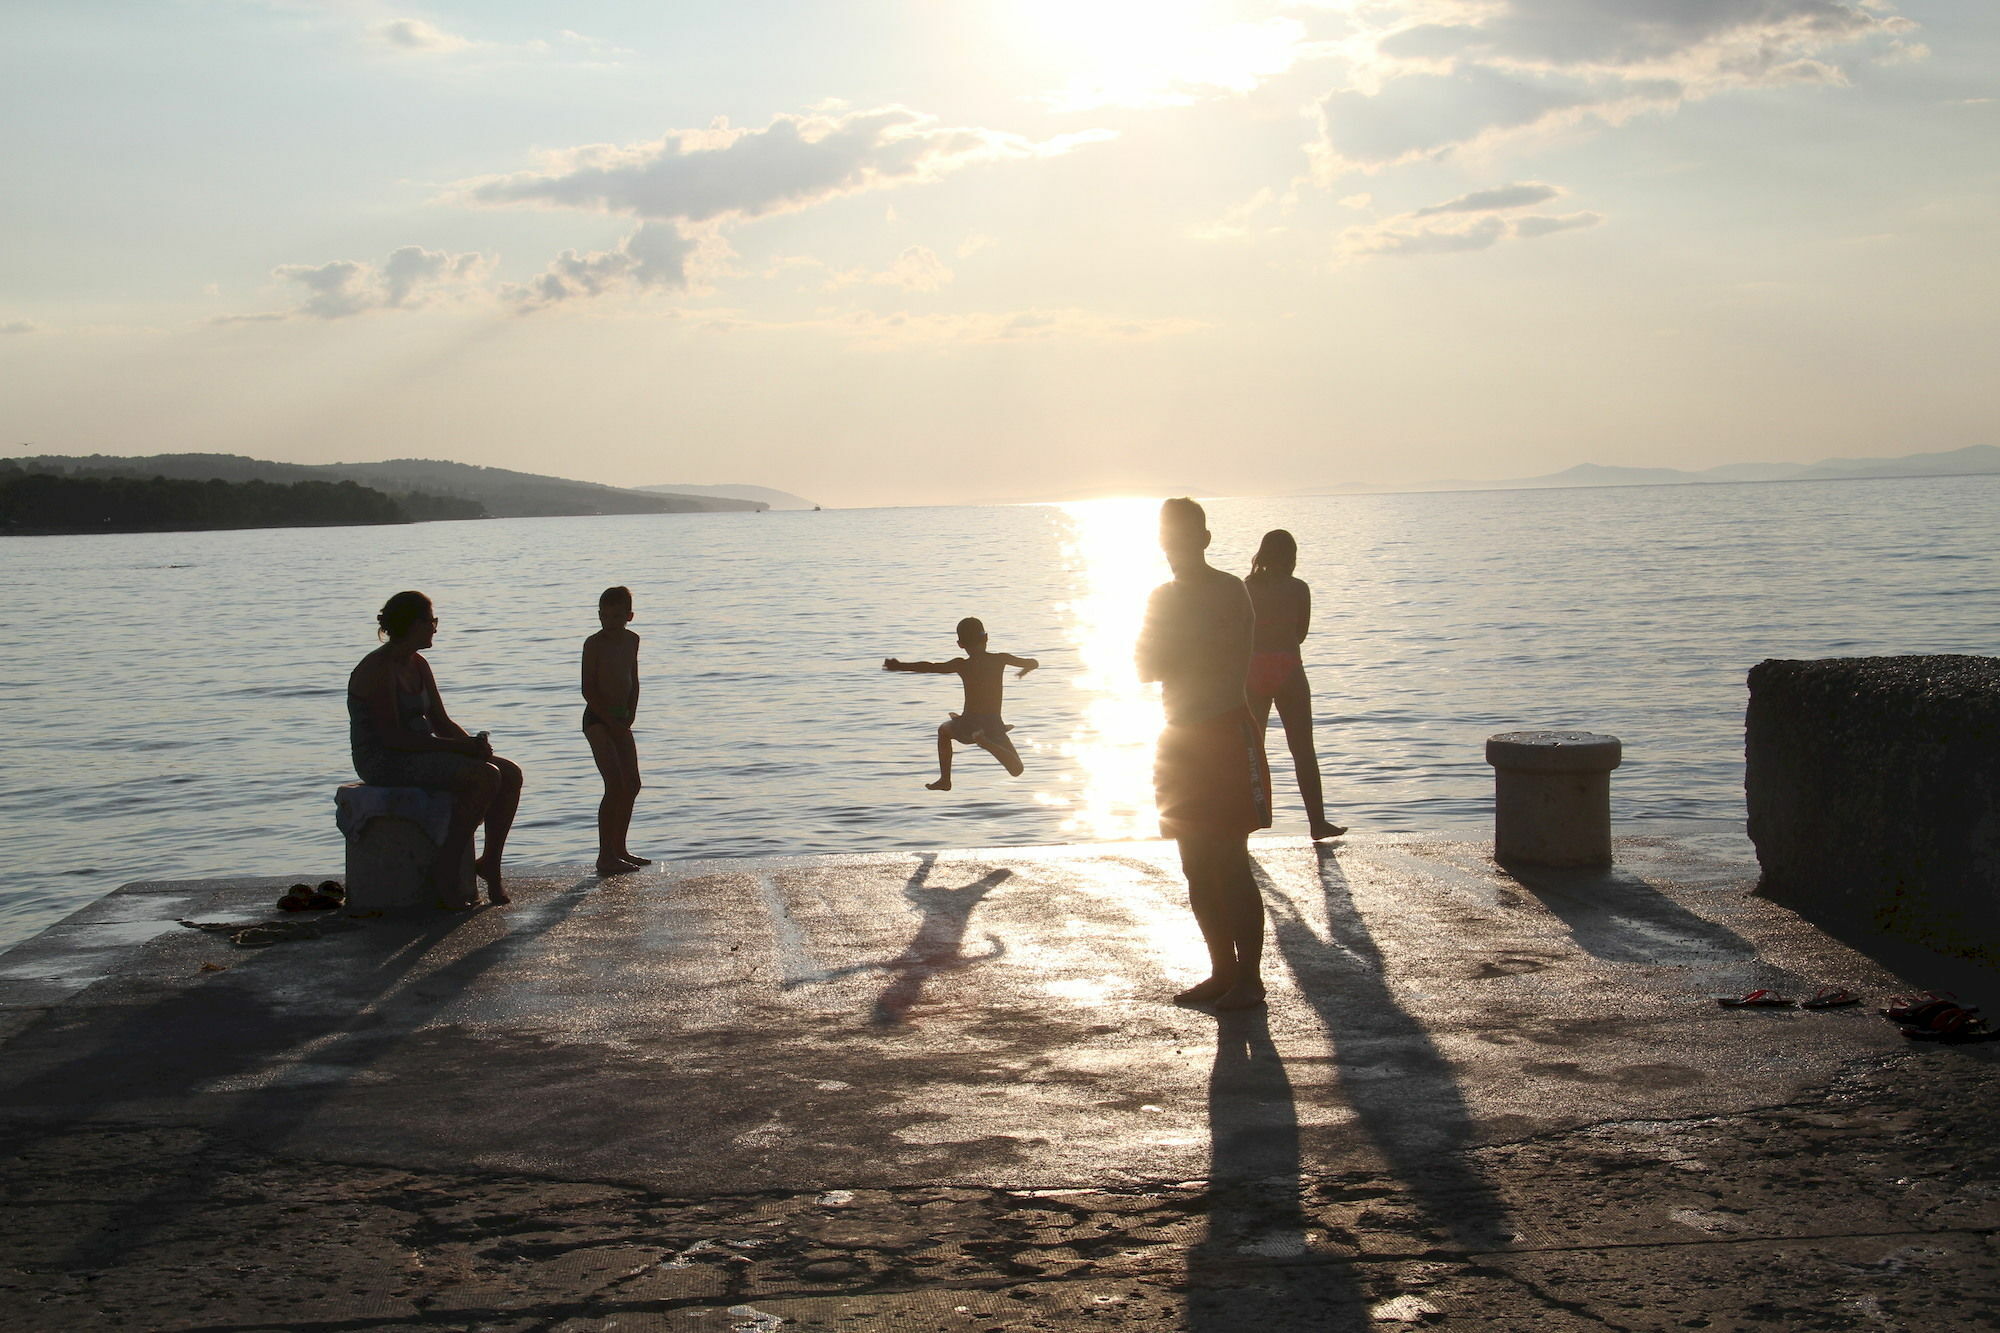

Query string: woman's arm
419 657 477 745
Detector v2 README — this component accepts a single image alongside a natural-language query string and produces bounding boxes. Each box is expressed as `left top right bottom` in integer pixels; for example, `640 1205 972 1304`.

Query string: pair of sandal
1715 987 1859 1010
1882 992 1997 1043
277 880 346 912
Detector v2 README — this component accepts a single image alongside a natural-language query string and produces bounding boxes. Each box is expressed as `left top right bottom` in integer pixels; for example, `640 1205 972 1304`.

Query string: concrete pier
2 831 1997 1329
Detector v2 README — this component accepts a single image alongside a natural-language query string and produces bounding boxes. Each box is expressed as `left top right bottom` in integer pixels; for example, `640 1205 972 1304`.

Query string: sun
1012 0 1307 110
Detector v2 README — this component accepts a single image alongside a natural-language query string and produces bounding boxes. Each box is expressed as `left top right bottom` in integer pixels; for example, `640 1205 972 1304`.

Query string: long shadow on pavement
1189 1008 1370 1328
1262 845 1511 1253
1498 860 1759 967
0 877 601 1269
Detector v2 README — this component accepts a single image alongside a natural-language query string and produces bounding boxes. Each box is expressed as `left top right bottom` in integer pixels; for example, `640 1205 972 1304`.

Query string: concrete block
336 784 471 911
1746 654 2000 965
1486 731 1622 867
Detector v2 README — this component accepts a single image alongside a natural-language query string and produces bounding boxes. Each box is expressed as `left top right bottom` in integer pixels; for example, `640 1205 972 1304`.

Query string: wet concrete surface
2 831 1997 1329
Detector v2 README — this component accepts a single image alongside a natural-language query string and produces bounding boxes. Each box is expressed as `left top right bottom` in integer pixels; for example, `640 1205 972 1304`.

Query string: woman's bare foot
616 852 652 867
1174 976 1233 1005
926 778 952 791
1215 980 1267 1010
1310 821 1348 841
596 857 638 877
475 855 510 905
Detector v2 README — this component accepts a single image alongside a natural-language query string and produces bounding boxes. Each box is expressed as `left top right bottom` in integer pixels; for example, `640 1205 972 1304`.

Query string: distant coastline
2 453 776 537
1338 443 2000 498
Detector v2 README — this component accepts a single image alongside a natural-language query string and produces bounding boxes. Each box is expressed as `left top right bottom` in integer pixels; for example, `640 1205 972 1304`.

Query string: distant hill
638 482 817 510
1399 444 2000 494
14 454 765 519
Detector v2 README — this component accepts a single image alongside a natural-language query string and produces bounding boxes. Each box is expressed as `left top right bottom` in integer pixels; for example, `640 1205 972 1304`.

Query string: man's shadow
1262 846 1510 1252
0 878 601 1270
1190 1007 1371 1326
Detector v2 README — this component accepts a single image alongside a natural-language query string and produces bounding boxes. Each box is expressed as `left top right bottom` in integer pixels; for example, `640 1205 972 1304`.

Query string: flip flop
1881 994 1972 1024
1801 988 1861 1010
275 886 314 913
1900 1006 2000 1042
1717 989 1794 1008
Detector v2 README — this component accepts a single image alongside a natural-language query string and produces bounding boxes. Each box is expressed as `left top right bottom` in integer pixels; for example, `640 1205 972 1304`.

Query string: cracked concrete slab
1 831 1997 1329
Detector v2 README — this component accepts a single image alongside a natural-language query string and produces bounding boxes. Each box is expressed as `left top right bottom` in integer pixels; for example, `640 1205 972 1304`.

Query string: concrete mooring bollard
1485 730 1622 867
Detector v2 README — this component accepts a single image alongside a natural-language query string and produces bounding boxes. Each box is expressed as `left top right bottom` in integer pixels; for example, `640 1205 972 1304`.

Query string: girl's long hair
1247 529 1297 582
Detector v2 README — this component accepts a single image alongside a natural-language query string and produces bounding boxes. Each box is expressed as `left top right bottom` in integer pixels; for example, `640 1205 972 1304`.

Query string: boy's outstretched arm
883 658 960 673
1000 654 1040 677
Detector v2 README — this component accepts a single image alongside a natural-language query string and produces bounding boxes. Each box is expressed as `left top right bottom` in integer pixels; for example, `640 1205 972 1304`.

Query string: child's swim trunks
1154 705 1272 839
945 712 1012 744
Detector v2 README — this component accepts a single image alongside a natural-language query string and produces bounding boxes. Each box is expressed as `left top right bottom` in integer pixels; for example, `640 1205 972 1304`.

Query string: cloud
1307 0 1913 178
823 246 954 293
1412 181 1561 216
1512 210 1602 238
504 223 713 310
1189 188 1282 242
255 245 492 319
1 320 38 334
1335 187 1602 262
370 17 469 54
769 307 1208 346
458 107 1114 227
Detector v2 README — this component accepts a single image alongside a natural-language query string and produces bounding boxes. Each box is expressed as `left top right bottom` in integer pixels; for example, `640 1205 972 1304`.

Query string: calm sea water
3 477 1996 949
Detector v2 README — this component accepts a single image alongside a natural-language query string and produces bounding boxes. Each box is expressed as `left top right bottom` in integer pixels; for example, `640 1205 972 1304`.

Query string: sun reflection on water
1048 498 1168 841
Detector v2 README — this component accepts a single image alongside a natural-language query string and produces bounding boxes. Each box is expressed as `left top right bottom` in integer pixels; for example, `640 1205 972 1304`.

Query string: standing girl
1244 530 1347 841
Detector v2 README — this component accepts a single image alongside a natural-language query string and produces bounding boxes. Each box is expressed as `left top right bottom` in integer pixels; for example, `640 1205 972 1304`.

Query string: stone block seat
333 782 472 911
1485 730 1623 867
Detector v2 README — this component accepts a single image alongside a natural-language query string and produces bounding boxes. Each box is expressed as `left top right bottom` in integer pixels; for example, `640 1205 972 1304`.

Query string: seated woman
347 590 522 907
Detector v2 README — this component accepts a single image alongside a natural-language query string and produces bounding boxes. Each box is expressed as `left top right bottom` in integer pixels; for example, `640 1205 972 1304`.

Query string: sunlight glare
1051 497 1167 841
1016 0 1307 109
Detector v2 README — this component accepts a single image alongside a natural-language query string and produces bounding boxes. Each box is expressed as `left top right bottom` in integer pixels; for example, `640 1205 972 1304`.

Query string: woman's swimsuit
349 668 480 787
1246 649 1302 698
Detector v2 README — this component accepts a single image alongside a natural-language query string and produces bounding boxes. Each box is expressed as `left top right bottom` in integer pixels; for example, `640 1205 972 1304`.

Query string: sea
3 475 1996 950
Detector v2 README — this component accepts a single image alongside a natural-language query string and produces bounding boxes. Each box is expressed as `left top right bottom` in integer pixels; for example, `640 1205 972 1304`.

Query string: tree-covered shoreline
0 466 486 536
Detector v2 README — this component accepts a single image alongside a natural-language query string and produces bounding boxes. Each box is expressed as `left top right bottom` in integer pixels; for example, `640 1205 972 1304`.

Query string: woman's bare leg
438 765 498 908
474 757 522 902
1273 670 1343 838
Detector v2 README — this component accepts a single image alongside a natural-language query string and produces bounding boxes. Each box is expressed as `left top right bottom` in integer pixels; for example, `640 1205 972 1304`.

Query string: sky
2 0 1995 507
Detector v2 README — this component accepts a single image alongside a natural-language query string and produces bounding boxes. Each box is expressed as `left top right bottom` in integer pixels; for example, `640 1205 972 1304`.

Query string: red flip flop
1717 989 1794 1008
1801 988 1861 1010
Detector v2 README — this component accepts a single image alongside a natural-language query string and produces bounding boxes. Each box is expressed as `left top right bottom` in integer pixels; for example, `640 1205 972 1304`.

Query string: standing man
1137 497 1273 1010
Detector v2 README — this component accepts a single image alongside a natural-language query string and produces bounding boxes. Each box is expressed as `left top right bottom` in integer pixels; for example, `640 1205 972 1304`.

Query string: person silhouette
1137 499 1273 1011
1245 529 1346 841
346 590 522 907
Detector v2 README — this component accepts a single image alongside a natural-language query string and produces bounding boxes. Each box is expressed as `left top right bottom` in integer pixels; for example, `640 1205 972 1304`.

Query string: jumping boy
884 618 1038 791
582 585 647 876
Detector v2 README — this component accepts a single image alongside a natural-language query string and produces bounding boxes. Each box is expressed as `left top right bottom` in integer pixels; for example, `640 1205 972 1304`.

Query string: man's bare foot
1215 981 1267 1010
1310 821 1348 841
596 858 638 877
616 853 652 867
1174 976 1233 1005
475 856 510 905
926 778 951 791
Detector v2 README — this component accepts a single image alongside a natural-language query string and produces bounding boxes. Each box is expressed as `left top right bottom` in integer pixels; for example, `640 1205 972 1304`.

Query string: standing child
884 617 1039 791
582 585 647 876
